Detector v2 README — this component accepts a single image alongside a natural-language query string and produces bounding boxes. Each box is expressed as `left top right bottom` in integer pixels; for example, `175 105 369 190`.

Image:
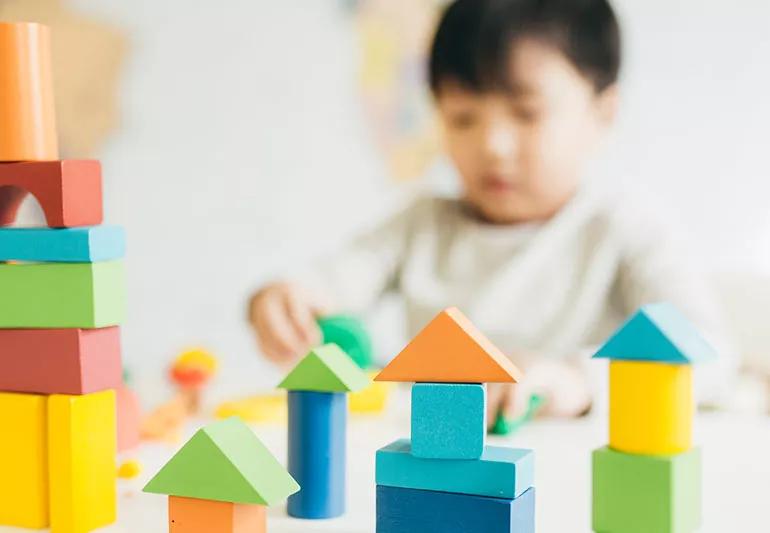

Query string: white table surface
3 390 769 533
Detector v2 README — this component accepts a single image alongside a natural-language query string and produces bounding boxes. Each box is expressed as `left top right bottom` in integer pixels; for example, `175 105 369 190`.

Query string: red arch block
0 160 102 227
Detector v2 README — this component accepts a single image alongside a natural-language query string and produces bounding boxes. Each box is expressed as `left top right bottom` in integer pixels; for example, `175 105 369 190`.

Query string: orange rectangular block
0 160 102 227
0 22 58 161
0 327 122 395
168 496 266 533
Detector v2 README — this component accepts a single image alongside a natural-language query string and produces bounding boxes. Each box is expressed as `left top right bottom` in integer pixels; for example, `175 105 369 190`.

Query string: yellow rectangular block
609 361 692 455
49 390 117 533
0 392 49 528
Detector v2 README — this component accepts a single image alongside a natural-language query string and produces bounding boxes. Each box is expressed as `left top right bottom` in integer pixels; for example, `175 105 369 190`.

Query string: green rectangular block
0 261 125 328
592 446 701 533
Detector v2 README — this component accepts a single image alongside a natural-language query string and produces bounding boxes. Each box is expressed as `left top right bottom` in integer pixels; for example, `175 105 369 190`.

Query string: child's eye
512 106 540 123
447 111 478 129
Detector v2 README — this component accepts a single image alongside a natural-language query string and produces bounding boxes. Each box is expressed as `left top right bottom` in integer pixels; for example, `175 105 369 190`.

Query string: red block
0 160 103 227
0 327 122 395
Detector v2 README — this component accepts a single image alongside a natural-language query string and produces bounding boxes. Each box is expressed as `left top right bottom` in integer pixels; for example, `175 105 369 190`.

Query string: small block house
592 303 717 455
144 417 299 533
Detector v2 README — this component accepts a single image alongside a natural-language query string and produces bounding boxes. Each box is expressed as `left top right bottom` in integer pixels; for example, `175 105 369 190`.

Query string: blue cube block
0 225 125 262
377 439 534 499
376 485 535 533
411 383 485 459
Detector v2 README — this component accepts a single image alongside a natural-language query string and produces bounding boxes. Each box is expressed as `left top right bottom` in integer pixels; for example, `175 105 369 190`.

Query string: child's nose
483 121 517 161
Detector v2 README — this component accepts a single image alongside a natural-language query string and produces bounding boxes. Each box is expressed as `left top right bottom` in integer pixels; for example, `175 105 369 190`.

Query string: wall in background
48 0 770 401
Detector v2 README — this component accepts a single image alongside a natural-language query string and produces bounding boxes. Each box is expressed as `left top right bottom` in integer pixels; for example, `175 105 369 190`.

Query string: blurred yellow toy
215 392 287 423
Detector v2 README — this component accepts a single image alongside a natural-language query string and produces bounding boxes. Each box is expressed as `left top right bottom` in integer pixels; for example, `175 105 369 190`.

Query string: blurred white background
13 0 770 403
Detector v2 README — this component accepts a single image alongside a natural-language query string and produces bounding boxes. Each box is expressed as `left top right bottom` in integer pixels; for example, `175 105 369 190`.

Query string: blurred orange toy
169 348 218 414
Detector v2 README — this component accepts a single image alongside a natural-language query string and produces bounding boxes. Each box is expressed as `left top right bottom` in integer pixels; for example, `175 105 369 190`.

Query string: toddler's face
436 38 617 224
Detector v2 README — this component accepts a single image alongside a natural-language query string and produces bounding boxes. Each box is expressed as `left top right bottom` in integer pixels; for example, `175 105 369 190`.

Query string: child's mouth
481 175 518 193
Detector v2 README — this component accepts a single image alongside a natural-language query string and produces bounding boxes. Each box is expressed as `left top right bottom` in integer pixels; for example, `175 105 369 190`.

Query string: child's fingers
283 288 321 347
260 297 305 359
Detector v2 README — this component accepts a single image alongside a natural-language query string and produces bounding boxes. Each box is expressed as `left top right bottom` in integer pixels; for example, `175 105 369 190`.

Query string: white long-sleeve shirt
297 185 735 404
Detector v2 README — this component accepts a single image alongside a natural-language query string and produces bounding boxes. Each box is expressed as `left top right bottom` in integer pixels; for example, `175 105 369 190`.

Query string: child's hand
486 360 593 427
486 383 528 430
248 282 327 365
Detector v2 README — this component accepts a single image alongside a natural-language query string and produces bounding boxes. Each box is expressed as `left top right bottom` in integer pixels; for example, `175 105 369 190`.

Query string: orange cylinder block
0 22 58 161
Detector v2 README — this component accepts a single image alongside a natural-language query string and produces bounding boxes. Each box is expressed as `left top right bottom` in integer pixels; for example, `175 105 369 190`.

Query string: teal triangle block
277 343 371 392
592 303 718 364
143 418 299 505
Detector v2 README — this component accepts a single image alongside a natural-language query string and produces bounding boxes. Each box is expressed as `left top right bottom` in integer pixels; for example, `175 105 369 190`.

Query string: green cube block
0 260 125 328
593 446 701 533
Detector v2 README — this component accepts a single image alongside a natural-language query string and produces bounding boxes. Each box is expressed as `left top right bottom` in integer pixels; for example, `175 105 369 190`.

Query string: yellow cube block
49 390 117 533
609 361 692 455
0 392 49 528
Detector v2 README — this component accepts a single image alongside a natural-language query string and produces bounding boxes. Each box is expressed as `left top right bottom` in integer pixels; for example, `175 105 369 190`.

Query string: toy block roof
375 307 522 383
143 417 299 505
278 343 371 392
592 303 718 364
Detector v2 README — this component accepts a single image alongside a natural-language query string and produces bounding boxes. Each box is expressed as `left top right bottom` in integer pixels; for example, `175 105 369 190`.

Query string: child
249 0 733 420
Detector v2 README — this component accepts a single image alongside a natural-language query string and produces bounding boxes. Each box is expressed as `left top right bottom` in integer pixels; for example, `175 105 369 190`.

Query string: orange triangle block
375 307 522 383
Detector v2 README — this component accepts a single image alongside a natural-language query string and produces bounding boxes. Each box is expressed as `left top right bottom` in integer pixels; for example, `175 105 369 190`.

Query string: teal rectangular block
593 446 701 533
0 225 125 262
411 383 485 459
376 439 533 499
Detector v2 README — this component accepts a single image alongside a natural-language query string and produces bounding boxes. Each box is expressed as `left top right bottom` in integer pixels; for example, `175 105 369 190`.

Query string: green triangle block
278 343 371 392
143 418 299 505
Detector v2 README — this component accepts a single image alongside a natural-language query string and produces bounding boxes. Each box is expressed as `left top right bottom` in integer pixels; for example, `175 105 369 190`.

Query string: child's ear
595 83 620 126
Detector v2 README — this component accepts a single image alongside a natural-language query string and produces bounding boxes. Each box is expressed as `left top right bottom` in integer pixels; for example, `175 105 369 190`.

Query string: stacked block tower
591 303 717 533
374 308 535 533
278 343 370 519
0 22 125 532
144 417 300 533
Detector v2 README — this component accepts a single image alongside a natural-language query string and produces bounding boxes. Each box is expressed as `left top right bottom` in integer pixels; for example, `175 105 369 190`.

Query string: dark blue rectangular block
376 485 535 533
287 390 347 519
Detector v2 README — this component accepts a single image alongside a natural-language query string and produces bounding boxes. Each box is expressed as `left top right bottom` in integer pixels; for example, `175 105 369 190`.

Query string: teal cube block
411 383 485 459
376 439 534 499
593 446 701 533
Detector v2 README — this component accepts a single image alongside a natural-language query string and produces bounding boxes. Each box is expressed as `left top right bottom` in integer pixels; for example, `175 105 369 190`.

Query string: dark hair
429 0 621 94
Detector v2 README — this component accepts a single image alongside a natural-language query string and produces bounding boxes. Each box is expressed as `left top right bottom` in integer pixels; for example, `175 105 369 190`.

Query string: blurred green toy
317 315 373 369
490 393 545 436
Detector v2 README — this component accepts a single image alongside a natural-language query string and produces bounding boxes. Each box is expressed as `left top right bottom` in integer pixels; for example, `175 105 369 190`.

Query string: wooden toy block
411 383 485 459
168 496 266 533
0 23 58 161
0 327 122 395
318 314 373 368
144 417 299 506
0 392 49 528
593 446 701 533
49 390 117 533
0 225 125 262
609 360 692 455
0 160 102 227
116 382 142 452
287 391 347 519
376 439 533 500
376 485 535 533
0 260 125 328
278 343 370 393
375 307 521 383
593 303 718 364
